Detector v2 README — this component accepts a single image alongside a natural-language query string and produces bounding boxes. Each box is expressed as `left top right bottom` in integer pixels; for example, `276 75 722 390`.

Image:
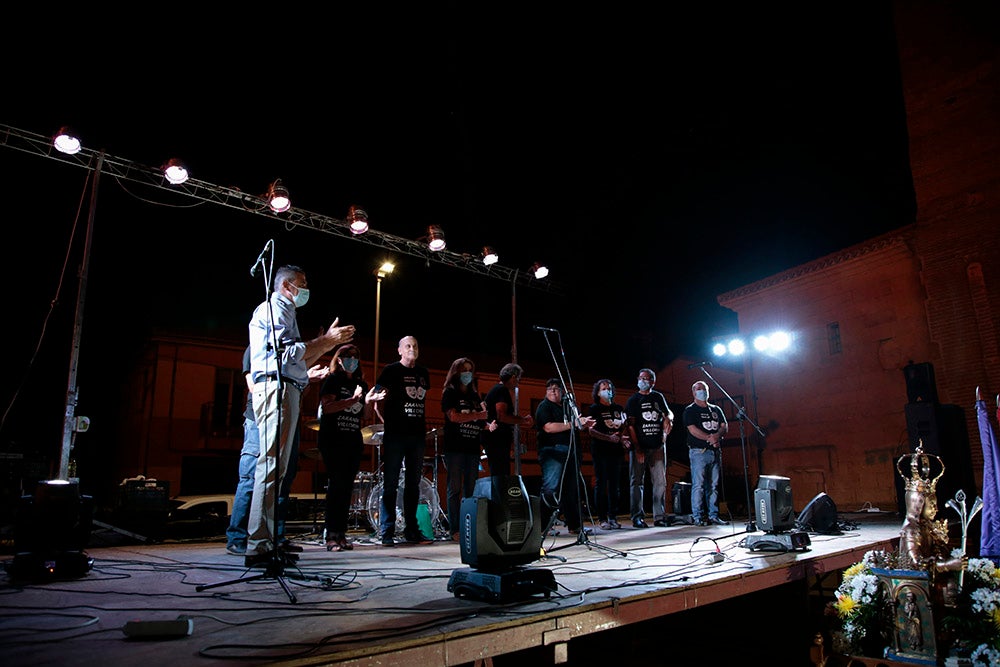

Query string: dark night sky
0 4 915 457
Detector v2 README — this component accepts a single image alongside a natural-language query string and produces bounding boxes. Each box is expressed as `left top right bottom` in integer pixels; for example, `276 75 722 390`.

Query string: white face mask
695 389 708 401
340 357 359 373
637 380 652 392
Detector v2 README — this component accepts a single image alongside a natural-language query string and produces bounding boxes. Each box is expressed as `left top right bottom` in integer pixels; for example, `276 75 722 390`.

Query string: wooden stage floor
0 513 901 667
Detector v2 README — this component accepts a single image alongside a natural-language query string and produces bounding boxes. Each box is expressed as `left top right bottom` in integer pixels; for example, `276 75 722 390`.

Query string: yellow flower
843 562 866 580
991 607 1000 633
835 594 857 618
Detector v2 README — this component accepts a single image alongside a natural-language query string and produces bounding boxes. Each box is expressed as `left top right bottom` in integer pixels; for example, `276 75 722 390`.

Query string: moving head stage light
5 480 94 581
447 475 555 603
745 475 811 553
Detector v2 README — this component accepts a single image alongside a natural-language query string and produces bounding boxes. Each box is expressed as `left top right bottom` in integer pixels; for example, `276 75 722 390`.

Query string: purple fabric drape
977 397 1000 562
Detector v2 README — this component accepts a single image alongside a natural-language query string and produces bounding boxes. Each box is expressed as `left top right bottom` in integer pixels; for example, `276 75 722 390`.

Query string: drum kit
347 424 447 538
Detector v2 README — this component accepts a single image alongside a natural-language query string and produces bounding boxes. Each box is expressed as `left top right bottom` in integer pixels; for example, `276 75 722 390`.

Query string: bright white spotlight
53 127 81 155
162 158 189 185
727 338 746 356
531 262 549 279
769 331 791 351
267 179 291 213
347 206 369 234
482 246 499 266
712 343 727 357
753 335 771 352
427 225 446 251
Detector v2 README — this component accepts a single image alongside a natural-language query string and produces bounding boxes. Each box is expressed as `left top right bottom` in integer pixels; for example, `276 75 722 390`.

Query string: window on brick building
827 322 841 355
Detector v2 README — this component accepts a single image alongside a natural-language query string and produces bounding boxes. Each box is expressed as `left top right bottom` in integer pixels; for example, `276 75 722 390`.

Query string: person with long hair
317 343 382 551
587 379 629 530
441 357 490 541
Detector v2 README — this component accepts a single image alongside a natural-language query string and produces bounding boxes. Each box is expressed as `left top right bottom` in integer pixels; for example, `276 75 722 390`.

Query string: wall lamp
482 246 499 266
161 158 189 185
347 205 369 235
426 225 446 251
531 262 549 280
52 126 82 155
267 179 291 213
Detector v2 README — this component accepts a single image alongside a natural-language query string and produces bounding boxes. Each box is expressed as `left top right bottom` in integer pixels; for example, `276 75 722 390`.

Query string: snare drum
367 476 440 535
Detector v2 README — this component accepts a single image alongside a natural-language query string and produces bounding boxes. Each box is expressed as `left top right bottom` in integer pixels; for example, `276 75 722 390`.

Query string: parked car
165 493 327 540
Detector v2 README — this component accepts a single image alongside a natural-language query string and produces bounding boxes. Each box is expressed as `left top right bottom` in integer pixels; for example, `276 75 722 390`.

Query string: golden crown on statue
896 441 945 495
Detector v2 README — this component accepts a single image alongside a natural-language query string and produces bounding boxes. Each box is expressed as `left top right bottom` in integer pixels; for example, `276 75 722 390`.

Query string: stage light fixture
426 225 446 251
482 246 499 266
745 474 810 552
347 205 369 234
162 158 189 184
6 479 94 581
447 475 554 603
531 262 549 280
53 126 81 155
267 179 291 213
376 260 395 279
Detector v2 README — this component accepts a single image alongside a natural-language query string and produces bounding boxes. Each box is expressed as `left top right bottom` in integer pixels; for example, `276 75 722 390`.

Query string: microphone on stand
533 325 559 332
687 361 713 369
250 239 273 277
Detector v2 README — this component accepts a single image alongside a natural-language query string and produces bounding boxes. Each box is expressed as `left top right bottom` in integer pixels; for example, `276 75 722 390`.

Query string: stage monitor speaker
795 492 840 534
755 475 795 533
459 475 542 572
902 362 938 404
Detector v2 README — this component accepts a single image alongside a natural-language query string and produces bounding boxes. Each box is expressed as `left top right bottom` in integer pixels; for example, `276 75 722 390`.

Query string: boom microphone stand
534 326 626 558
196 241 317 603
693 362 764 533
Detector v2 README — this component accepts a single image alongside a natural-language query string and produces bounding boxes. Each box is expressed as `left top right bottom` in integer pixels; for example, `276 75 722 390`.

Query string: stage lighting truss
1 123 560 292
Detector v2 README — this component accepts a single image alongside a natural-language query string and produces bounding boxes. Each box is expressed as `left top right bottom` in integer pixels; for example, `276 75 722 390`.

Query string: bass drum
367 476 440 536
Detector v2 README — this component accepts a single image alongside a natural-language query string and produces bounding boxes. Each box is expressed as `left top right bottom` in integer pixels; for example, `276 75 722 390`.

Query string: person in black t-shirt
441 357 490 541
587 379 630 530
624 368 674 528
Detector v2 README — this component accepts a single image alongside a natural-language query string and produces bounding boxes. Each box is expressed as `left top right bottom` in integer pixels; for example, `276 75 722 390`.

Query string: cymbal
303 418 321 432
300 448 323 461
361 423 384 445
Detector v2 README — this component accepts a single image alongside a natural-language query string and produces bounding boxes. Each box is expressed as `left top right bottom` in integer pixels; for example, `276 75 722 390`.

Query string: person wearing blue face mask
683 380 729 526
587 379 630 530
441 357 490 541
318 344 382 551
624 368 674 528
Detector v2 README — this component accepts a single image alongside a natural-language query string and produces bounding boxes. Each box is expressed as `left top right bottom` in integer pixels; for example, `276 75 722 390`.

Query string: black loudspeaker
900 403 976 515
672 482 692 515
903 362 938 404
458 475 542 572
754 475 795 533
795 492 840 534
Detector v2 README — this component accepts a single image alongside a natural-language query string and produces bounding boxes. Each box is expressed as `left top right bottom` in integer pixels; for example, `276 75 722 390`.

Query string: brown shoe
338 538 353 551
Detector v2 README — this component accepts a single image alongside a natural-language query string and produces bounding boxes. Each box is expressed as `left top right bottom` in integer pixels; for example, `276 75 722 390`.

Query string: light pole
373 261 394 377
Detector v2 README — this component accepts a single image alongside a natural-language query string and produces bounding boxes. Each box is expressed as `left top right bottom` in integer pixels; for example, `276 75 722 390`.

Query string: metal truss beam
0 123 558 293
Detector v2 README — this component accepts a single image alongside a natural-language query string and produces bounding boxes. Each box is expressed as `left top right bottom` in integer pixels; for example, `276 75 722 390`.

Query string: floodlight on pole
373 261 395 376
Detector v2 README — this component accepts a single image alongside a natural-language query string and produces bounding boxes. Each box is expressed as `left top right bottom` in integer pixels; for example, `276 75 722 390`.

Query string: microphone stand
197 242 319 603
535 329 626 559
697 366 764 534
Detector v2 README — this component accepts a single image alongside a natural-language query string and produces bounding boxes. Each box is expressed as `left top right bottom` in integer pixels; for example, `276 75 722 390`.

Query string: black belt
255 373 279 383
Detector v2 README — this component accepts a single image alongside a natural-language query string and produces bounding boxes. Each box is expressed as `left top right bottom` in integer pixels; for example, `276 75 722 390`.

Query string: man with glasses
625 368 674 528
535 379 596 535
245 264 355 567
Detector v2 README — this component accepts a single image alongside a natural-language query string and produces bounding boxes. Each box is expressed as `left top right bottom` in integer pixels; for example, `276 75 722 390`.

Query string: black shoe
708 517 729 526
568 526 593 536
632 518 648 529
696 519 709 526
404 531 433 545
381 534 396 546
653 519 668 527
